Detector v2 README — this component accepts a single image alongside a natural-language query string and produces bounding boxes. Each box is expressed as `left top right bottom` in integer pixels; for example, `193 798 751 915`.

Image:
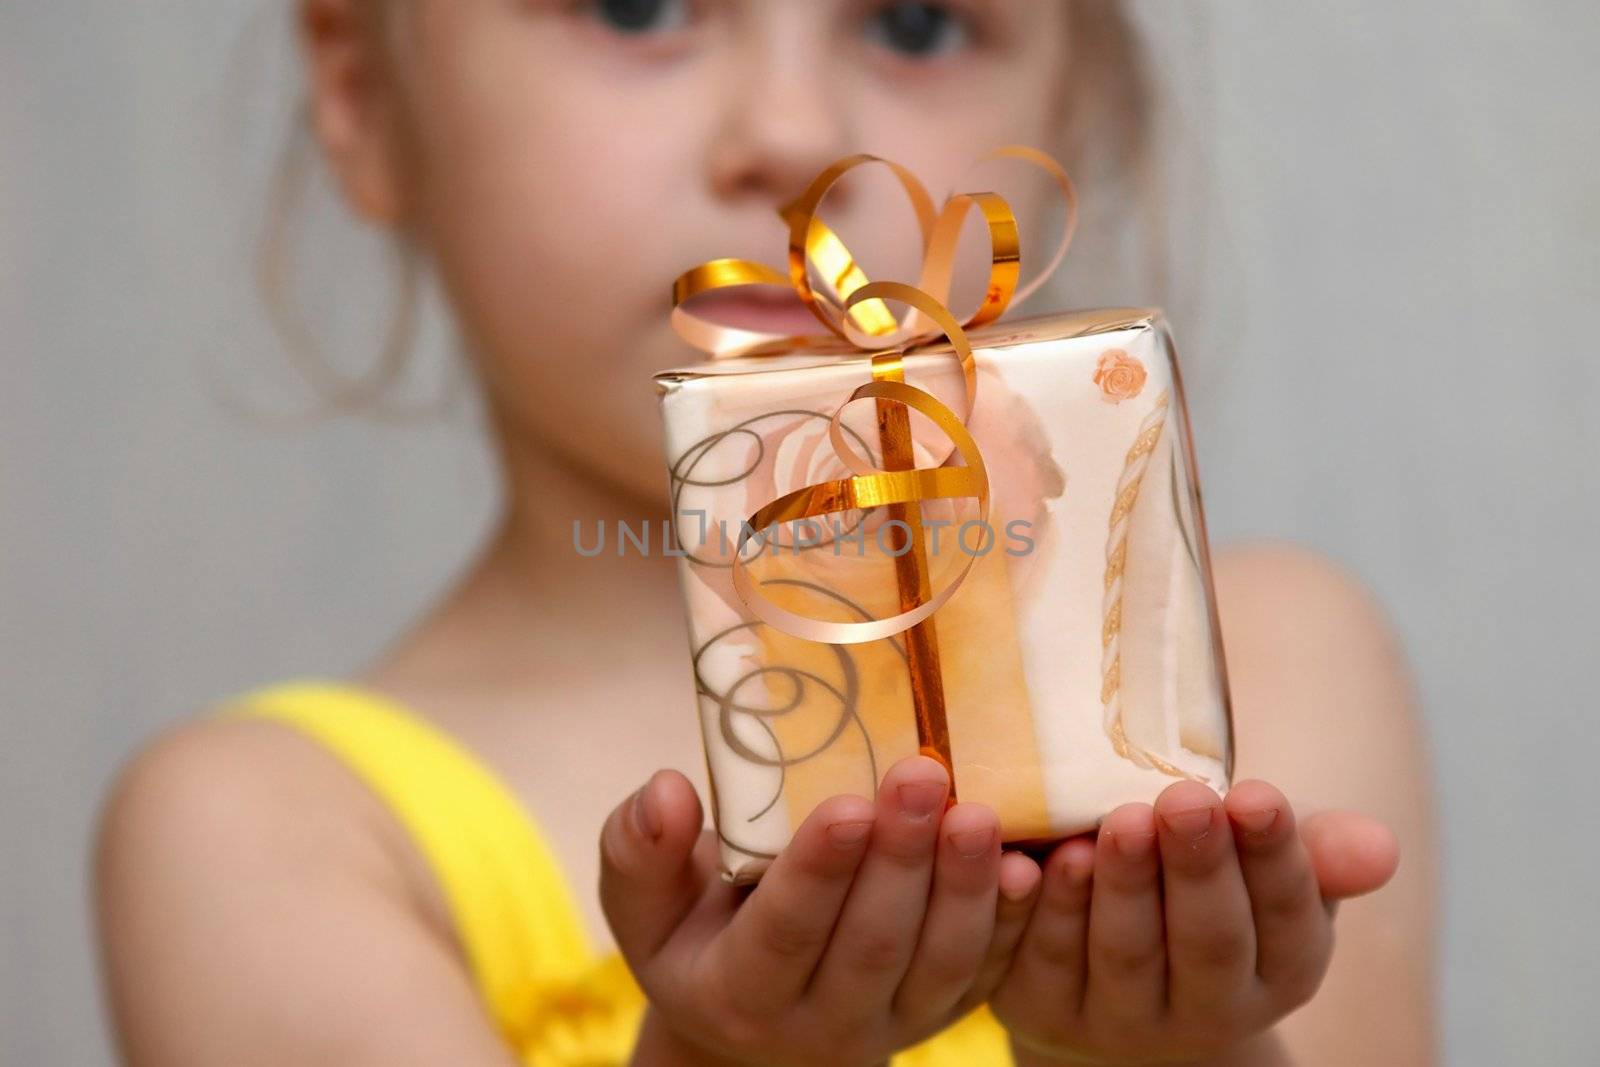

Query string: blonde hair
259 0 1156 414
1063 1 1154 188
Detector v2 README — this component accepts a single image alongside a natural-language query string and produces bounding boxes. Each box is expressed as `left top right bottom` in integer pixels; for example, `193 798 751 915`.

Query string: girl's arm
95 718 524 1067
1212 546 1437 1064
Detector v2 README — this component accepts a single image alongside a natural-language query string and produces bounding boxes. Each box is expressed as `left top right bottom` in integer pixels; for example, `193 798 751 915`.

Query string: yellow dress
226 681 1015 1066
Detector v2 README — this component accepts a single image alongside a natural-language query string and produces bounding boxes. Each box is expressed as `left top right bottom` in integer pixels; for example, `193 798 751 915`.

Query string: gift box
656 153 1233 882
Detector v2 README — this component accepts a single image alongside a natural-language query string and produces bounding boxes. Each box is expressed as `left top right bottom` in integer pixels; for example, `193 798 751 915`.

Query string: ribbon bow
669 146 1077 785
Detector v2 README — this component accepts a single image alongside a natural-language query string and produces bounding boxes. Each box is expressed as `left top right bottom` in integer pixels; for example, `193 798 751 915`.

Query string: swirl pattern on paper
673 421 907 861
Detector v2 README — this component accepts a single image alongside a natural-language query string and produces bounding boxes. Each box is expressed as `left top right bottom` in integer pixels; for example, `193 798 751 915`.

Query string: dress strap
222 681 596 1043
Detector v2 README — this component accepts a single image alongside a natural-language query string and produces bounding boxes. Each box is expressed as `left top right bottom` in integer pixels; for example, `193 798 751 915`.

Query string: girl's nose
705 25 852 209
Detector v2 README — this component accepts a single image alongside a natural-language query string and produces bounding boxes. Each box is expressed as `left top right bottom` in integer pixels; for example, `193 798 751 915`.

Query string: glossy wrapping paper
656 309 1234 882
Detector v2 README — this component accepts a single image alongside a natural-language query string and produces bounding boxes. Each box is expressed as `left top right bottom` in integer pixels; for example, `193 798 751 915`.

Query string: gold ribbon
670 147 1077 785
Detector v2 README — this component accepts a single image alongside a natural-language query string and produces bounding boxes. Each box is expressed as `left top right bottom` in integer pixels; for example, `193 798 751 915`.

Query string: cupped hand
991 779 1400 1065
599 756 1043 1067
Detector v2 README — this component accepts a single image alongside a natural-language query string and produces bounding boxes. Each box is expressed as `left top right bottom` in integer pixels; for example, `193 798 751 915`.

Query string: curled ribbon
671 145 1076 360
671 146 1077 782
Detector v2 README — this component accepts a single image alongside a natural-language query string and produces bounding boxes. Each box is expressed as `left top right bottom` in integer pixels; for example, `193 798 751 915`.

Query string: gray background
3 2 1596 1063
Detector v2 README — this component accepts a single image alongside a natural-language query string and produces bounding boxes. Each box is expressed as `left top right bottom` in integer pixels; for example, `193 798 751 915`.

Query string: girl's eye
582 0 691 36
863 2 973 60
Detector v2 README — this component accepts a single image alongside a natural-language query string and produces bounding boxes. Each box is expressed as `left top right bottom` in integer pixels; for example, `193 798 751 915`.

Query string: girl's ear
298 0 409 226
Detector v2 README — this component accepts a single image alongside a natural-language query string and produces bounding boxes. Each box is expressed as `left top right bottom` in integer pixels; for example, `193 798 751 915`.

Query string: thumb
598 769 706 963
1300 810 1400 902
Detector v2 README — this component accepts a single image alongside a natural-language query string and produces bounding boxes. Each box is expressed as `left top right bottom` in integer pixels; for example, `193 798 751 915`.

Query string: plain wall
3 2 1596 1063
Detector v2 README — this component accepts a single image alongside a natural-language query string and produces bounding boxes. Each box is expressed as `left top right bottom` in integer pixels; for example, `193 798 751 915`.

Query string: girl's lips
687 289 829 336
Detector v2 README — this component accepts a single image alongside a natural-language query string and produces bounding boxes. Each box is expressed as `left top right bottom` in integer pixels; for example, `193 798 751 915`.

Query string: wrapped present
655 150 1232 882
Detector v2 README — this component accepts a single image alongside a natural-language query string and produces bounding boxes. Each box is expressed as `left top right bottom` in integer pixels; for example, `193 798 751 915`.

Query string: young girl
94 2 1435 1064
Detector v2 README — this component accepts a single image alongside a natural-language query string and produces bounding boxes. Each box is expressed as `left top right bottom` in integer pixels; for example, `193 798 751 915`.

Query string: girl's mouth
685 288 830 336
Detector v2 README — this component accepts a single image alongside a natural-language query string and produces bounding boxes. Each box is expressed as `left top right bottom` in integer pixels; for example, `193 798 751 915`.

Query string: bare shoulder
94 712 514 1066
94 712 405 912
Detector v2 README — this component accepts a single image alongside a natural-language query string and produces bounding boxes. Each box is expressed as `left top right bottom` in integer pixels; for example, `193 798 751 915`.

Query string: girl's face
317 0 1075 500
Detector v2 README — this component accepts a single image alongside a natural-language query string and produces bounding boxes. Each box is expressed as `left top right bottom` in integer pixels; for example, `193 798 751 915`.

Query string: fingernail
1059 844 1095 886
827 819 873 849
898 781 946 820
1111 829 1155 859
1000 868 1037 902
1231 806 1279 836
1161 806 1215 842
949 826 995 859
631 781 662 840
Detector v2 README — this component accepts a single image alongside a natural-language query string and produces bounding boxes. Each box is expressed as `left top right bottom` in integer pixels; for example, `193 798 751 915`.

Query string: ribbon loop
784 154 936 340
978 145 1078 310
672 144 1076 360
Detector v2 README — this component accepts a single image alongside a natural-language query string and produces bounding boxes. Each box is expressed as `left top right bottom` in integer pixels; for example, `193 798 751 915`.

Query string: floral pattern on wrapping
1093 348 1147 403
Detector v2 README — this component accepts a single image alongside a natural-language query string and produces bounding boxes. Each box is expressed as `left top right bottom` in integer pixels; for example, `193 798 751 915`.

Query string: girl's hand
991 779 1400 1065
599 756 1040 1067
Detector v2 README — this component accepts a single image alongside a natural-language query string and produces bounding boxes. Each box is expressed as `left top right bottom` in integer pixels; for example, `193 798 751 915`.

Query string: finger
996 835 1095 1021
1225 781 1332 994
1154 781 1257 1016
710 791 877 1016
809 756 948 1022
598 770 708 964
961 851 1044 1012
1300 809 1400 900
668 828 744 943
1082 803 1166 1025
893 802 1002 1025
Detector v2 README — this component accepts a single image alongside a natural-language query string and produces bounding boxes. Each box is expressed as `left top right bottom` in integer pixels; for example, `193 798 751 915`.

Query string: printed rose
1093 348 1147 403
